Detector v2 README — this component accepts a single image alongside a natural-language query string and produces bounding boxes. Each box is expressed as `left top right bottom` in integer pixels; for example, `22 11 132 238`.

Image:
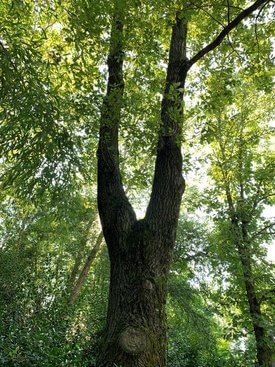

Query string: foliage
0 192 109 366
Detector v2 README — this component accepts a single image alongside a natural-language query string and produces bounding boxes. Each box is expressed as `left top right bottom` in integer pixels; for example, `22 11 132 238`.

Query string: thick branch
188 0 270 68
146 14 186 231
97 2 136 249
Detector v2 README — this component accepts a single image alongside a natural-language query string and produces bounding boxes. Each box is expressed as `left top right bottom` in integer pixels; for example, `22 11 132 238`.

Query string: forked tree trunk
97 221 175 366
96 4 186 365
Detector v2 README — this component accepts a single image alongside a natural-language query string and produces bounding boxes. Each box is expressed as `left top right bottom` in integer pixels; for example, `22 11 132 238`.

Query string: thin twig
190 3 225 28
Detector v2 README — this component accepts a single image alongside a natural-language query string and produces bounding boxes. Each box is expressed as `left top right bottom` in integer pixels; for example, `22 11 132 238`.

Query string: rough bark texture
96 8 186 367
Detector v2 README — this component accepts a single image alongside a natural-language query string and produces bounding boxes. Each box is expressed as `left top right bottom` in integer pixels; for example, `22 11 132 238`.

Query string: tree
200 74 274 367
1 0 273 366
96 0 272 365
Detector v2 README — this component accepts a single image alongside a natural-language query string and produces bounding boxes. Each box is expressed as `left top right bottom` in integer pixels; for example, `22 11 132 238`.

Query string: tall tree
201 74 274 367
96 0 272 365
1 0 273 365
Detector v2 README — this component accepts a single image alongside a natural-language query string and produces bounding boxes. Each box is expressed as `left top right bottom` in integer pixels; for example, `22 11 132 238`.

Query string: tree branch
67 216 95 290
252 192 275 210
254 2 268 61
250 221 275 242
188 0 270 68
97 1 136 250
190 4 225 27
226 0 231 24
145 13 186 230
69 231 104 305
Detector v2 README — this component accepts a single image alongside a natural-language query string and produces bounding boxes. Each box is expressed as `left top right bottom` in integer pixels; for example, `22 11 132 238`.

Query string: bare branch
69 231 104 305
252 192 275 210
226 35 247 62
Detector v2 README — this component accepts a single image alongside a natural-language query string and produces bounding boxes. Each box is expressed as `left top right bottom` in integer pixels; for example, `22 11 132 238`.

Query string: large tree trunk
97 221 173 366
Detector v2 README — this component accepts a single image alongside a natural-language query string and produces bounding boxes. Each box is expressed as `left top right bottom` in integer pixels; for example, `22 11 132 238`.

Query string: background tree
199 72 274 367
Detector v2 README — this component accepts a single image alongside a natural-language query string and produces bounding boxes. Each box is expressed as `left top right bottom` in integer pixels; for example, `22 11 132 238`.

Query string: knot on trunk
143 279 153 290
119 326 147 355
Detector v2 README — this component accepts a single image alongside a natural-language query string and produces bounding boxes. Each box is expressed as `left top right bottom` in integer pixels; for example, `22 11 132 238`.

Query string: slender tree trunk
241 259 272 367
225 189 272 366
69 231 103 305
227 214 272 367
238 225 272 367
238 151 271 367
67 218 95 290
220 135 272 367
